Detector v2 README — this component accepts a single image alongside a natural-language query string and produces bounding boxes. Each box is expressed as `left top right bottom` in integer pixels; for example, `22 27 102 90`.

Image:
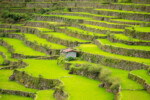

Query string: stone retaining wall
108 35 150 46
128 73 150 93
95 39 150 58
0 89 36 98
93 10 150 21
124 28 150 41
55 27 104 41
40 33 91 47
78 51 149 71
11 70 61 90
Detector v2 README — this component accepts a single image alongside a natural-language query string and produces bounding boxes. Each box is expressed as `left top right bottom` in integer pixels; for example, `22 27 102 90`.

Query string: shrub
110 77 120 92
99 68 112 82
2 10 31 22
65 57 75 61
88 65 102 73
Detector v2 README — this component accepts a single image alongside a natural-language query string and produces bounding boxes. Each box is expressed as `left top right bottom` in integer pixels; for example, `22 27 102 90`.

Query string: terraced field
0 0 150 100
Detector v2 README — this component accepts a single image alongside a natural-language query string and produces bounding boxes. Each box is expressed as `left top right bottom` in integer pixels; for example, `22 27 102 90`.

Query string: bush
88 65 102 73
2 10 31 22
65 57 75 61
99 68 112 82
110 77 120 92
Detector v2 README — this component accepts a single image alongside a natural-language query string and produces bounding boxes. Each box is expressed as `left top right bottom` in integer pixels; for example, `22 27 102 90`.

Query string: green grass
20 60 70 79
1 38 46 56
61 75 114 100
0 46 17 61
98 39 150 51
0 70 37 92
56 12 117 18
35 90 55 100
43 32 90 42
60 26 107 37
22 26 53 32
29 20 65 25
110 19 149 24
24 33 67 49
68 60 143 89
80 24 124 32
120 90 150 100
0 94 33 100
41 14 92 20
110 34 150 43
126 27 150 32
113 3 150 6
95 9 150 14
0 54 4 64
76 44 150 65
0 28 18 31
19 59 114 100
131 70 150 84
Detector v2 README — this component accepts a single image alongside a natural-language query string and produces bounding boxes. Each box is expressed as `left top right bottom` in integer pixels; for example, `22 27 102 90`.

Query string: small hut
64 49 78 58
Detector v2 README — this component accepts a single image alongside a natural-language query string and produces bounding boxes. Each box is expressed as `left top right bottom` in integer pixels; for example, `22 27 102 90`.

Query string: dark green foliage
65 57 75 61
99 68 112 82
25 0 31 2
2 10 31 22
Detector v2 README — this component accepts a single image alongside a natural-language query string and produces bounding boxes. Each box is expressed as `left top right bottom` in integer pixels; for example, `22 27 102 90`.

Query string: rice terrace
0 0 150 100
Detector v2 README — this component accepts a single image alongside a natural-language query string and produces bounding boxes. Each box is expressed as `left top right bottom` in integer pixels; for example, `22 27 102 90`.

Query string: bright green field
60 26 107 37
110 34 150 43
0 54 4 64
0 46 17 61
68 60 143 89
127 27 150 32
24 33 67 49
43 32 90 42
19 59 114 100
1 38 46 56
120 90 150 100
80 24 124 32
131 70 150 84
98 39 150 51
29 20 65 26
35 90 55 100
0 94 33 100
22 26 53 32
41 14 92 20
110 19 149 24
95 9 150 14
76 44 150 65
0 70 37 92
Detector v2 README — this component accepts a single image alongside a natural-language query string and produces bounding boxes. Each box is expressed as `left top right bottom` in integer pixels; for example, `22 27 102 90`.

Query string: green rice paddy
1 38 46 56
0 94 33 100
60 26 107 37
0 70 37 92
120 90 150 100
110 34 150 43
0 54 4 64
131 70 150 84
76 44 150 65
95 9 150 15
35 90 55 100
1 0 150 100
68 60 143 89
98 39 150 51
19 59 114 100
24 33 67 49
0 46 17 61
80 24 124 32
43 32 90 42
